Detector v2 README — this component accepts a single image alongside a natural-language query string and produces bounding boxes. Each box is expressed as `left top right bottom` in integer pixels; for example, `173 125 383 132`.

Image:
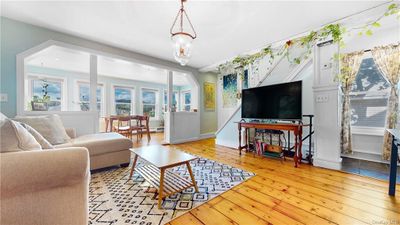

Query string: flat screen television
241 81 302 120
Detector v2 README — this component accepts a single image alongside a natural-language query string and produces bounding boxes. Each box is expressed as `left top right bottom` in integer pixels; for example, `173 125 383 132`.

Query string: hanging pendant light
170 0 197 66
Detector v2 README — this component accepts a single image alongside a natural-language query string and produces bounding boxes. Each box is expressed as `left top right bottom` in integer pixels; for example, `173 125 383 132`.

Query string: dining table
103 115 150 141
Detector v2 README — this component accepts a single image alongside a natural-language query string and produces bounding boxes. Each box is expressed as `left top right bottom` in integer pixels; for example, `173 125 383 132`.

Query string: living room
1 1 399 225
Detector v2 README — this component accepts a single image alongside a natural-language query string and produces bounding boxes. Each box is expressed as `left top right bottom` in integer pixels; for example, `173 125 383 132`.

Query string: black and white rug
89 155 254 225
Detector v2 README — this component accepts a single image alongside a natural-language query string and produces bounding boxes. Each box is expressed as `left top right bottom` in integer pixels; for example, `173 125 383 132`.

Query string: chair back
117 116 132 128
137 115 149 127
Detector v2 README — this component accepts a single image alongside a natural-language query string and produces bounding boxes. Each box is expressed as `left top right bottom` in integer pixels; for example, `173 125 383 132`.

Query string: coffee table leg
129 154 139 179
186 162 198 192
158 168 165 209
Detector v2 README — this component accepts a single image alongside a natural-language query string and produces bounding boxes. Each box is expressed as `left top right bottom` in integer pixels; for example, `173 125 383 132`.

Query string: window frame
75 80 106 116
141 88 159 120
349 55 391 136
112 85 135 115
25 73 67 112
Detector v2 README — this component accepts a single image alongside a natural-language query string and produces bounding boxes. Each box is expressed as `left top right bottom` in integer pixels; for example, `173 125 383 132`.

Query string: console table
387 129 399 196
237 122 307 167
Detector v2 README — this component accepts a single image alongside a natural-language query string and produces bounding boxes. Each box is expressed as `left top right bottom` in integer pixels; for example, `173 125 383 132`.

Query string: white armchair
0 147 90 225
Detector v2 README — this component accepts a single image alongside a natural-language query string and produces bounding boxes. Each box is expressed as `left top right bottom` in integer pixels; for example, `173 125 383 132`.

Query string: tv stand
236 121 308 167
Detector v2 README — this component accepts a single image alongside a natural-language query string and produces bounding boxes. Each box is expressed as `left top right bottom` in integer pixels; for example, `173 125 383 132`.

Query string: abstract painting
203 82 216 111
243 69 249 89
222 74 237 108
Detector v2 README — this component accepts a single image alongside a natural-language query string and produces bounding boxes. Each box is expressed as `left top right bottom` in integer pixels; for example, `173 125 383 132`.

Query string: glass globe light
172 33 193 66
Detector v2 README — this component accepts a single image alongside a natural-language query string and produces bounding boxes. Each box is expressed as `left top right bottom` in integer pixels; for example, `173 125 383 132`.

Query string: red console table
236 121 308 167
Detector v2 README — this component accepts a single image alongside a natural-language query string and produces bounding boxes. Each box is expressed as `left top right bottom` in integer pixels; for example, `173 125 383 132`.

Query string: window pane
350 57 390 128
78 83 102 112
116 103 131 115
184 105 191 111
351 58 390 92
115 88 131 104
142 91 156 104
115 87 132 115
184 92 191 104
31 79 62 111
163 91 178 105
143 105 156 117
350 98 388 127
79 85 90 102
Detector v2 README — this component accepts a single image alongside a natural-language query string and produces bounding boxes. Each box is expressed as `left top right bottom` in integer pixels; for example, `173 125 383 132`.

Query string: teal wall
0 17 218 134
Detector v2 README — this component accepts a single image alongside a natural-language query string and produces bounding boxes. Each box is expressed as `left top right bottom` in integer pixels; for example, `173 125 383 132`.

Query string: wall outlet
0 93 8 102
316 95 329 103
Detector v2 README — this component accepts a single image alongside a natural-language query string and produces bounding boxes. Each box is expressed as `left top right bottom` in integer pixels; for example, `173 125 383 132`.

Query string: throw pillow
19 122 54 149
0 118 42 153
14 114 71 145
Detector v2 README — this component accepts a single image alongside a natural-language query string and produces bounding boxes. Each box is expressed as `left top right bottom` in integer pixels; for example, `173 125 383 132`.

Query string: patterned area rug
89 155 254 225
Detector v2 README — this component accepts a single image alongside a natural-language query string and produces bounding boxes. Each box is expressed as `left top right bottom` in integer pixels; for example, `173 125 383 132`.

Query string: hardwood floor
135 133 400 225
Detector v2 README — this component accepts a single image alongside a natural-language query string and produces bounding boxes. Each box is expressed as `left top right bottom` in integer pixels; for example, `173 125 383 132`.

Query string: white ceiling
2 1 386 69
26 45 190 86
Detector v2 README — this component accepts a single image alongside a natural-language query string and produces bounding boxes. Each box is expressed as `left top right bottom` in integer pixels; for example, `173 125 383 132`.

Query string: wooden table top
130 145 198 169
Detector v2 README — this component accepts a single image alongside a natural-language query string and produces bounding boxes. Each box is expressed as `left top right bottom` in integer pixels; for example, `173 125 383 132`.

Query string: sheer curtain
339 51 364 154
371 44 400 160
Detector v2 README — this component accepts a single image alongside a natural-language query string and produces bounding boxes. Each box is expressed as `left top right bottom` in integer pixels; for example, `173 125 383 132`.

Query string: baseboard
169 137 200 144
313 157 342 170
215 139 237 149
199 132 216 140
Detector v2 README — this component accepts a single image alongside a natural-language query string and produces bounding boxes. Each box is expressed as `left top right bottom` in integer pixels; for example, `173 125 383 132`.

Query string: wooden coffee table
129 145 199 209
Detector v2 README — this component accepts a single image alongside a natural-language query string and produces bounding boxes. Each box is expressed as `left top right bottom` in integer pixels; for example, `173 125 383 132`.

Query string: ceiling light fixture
170 0 197 66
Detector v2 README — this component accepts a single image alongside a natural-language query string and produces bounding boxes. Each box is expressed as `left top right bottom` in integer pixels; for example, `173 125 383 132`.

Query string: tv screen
241 81 302 120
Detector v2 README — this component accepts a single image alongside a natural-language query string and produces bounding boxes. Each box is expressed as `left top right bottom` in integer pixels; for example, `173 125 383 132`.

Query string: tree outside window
31 79 62 111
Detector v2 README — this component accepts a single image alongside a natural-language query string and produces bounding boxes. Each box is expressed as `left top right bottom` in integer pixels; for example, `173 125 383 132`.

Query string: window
181 91 191 112
114 86 134 115
27 76 64 111
77 82 104 115
142 89 158 118
350 57 390 128
163 90 179 112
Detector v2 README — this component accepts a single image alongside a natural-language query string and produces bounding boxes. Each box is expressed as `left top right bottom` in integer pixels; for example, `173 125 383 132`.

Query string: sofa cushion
19 123 54 149
14 114 71 145
0 118 42 153
55 132 132 156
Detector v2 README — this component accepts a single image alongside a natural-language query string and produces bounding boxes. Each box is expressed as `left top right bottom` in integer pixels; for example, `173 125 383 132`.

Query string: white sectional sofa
59 128 133 170
0 113 133 224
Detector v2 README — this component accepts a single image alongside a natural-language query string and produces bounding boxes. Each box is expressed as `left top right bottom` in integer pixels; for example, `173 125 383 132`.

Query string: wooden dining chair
114 116 132 139
137 115 151 142
130 115 141 143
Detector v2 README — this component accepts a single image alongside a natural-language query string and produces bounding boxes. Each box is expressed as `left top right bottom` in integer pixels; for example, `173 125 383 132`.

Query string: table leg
129 154 138 179
104 118 109 132
158 168 165 209
147 128 151 142
294 130 298 168
389 137 398 196
186 162 199 192
298 127 303 165
244 127 248 152
238 124 242 155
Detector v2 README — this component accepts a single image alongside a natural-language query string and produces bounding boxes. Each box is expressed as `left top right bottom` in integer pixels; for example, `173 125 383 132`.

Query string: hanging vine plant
217 3 399 73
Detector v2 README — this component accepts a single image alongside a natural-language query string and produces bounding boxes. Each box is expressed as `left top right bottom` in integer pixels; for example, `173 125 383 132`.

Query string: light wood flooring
134 133 400 225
